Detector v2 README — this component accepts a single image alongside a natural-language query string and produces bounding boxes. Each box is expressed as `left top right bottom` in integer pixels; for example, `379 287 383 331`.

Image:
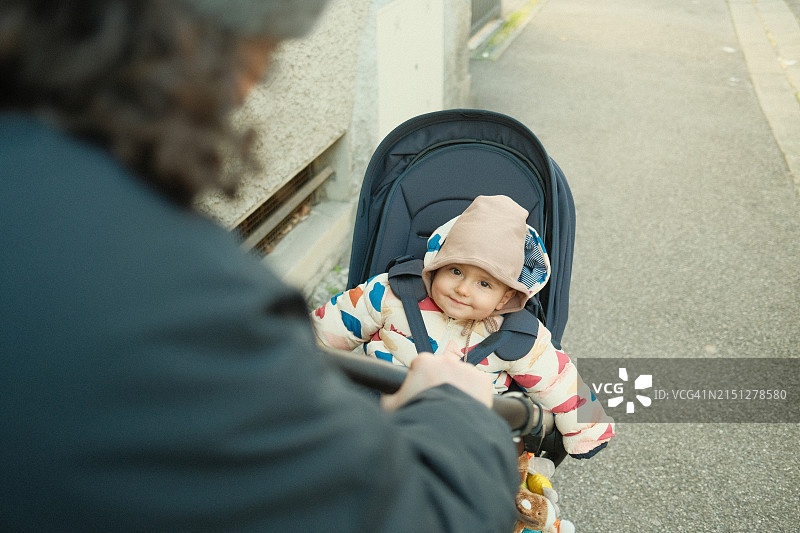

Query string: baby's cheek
429 292 445 311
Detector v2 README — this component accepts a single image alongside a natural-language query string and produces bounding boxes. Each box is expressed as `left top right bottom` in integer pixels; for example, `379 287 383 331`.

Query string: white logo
607 368 652 414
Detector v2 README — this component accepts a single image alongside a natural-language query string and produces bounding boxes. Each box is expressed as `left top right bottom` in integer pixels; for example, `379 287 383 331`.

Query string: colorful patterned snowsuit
312 198 614 457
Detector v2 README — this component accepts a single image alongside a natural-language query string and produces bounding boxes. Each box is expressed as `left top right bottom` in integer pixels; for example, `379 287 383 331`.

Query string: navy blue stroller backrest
347 109 575 349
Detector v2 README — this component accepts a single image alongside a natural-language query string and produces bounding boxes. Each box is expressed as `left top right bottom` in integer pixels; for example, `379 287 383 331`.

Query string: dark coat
0 114 518 532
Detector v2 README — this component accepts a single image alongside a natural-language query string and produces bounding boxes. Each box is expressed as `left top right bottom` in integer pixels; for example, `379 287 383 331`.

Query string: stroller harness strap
464 309 539 365
387 257 434 354
387 257 538 365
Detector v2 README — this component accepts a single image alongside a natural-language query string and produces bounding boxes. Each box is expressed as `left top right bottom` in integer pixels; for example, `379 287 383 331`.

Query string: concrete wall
198 0 472 295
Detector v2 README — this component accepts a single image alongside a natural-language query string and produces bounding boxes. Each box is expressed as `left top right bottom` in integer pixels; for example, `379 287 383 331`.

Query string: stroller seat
347 109 575 350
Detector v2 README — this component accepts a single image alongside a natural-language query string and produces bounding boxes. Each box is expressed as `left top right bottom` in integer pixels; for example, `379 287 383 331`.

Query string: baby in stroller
311 195 615 530
312 194 613 457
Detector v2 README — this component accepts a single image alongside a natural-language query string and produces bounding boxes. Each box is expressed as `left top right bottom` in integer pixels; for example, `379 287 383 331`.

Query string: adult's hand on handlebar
380 352 494 412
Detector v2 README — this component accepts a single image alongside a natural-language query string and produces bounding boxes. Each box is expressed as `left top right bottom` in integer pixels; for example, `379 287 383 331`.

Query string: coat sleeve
506 323 615 457
310 273 389 351
379 385 520 532
3 277 521 532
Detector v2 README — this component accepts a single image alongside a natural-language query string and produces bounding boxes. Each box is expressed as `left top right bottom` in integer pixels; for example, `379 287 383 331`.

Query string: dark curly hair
0 0 261 205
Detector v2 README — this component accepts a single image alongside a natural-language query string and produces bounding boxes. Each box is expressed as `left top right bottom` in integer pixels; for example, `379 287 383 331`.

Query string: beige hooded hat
421 195 551 315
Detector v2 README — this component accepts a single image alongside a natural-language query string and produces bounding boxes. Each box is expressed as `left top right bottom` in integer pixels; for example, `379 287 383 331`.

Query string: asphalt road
470 0 800 531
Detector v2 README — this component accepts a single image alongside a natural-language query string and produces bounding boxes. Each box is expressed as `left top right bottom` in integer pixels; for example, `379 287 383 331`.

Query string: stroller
344 109 576 466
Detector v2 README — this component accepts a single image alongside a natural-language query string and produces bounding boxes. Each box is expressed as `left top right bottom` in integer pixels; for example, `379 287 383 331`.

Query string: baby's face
430 263 516 321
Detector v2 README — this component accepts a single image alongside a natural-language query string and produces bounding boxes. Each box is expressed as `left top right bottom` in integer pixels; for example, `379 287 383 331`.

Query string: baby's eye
450 267 462 276
479 280 491 289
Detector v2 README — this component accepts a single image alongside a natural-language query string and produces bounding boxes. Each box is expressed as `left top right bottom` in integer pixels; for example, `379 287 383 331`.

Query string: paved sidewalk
730 0 800 194
470 0 800 531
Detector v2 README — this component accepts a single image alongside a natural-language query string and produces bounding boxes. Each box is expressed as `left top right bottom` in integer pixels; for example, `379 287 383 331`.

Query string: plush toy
513 453 575 533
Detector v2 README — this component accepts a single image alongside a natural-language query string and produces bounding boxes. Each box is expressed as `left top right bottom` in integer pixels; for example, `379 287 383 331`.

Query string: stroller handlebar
322 348 555 437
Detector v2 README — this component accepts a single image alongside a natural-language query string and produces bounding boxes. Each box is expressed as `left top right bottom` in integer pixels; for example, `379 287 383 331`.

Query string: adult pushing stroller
344 109 577 465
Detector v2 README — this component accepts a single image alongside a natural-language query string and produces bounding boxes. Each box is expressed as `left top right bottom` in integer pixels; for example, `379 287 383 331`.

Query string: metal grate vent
234 164 333 255
234 166 312 240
